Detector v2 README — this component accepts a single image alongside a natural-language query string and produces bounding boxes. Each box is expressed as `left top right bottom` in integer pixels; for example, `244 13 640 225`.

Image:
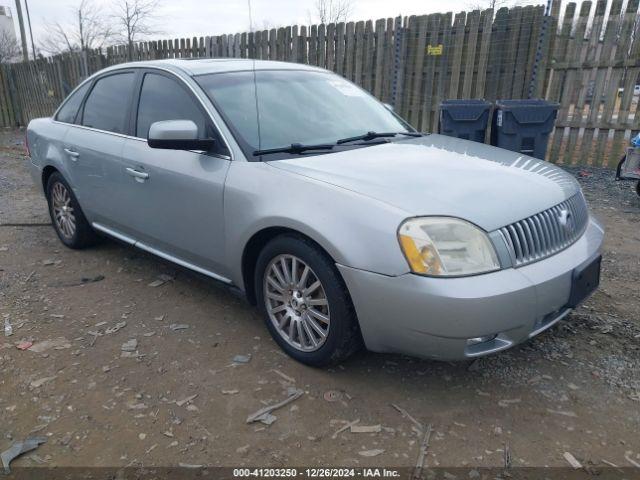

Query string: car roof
102 58 327 77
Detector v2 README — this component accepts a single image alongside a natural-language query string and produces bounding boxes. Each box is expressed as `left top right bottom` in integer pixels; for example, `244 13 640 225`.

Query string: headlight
398 217 500 276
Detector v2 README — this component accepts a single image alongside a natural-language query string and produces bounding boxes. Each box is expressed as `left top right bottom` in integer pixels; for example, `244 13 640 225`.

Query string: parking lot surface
1 129 639 469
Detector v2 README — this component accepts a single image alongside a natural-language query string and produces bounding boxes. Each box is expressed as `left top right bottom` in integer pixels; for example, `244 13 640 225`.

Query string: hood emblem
558 209 573 233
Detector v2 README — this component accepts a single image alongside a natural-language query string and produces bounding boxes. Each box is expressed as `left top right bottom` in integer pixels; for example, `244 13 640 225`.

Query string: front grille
498 193 589 267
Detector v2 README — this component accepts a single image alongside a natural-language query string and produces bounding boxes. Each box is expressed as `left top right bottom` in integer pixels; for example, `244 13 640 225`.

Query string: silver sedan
26 59 604 366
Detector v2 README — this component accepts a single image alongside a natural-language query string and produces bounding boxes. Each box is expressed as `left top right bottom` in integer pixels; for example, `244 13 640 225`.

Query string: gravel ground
1 128 639 472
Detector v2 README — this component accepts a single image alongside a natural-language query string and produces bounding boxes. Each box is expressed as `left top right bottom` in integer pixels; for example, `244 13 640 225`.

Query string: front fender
224 161 412 289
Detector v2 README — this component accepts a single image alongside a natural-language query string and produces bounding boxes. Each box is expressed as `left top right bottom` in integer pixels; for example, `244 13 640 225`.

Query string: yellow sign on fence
427 44 443 56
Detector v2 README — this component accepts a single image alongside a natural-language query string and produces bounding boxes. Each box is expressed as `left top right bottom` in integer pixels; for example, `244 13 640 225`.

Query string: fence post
527 0 553 98
391 16 405 111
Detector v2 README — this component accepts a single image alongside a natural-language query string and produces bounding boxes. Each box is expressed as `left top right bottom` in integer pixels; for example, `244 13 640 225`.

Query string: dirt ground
1 127 639 472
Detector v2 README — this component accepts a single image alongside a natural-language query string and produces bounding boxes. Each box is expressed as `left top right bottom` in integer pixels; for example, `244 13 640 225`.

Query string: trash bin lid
440 99 491 122
495 99 559 124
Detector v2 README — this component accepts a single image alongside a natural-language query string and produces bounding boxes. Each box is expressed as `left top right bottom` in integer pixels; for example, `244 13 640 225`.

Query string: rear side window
136 73 207 138
55 82 90 124
82 73 135 134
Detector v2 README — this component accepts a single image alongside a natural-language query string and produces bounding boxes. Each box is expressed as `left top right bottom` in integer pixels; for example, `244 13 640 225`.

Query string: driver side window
136 72 227 155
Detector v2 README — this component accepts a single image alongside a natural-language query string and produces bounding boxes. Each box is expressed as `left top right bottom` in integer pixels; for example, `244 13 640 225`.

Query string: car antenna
248 0 262 154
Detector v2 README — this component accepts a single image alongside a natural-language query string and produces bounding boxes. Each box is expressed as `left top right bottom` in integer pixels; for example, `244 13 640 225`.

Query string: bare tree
310 0 353 24
111 0 163 60
467 0 522 10
40 0 114 55
0 30 21 63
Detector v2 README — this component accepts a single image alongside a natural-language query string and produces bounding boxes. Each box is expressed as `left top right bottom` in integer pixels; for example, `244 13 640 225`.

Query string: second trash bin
439 99 492 143
491 99 559 160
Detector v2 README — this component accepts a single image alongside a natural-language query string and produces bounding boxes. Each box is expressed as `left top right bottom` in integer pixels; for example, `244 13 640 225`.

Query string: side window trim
78 70 138 136
134 69 230 159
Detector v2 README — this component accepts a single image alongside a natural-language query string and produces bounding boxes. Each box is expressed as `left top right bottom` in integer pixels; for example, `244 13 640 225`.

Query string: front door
118 71 232 276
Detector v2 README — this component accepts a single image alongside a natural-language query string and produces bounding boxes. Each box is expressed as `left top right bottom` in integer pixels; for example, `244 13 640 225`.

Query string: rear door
63 71 137 229
117 70 232 275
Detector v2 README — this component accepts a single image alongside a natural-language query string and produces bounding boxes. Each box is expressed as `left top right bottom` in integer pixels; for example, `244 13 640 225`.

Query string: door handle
126 167 149 181
64 148 79 161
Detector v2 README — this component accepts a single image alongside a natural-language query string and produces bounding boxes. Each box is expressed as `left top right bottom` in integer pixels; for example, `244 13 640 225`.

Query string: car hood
268 134 580 232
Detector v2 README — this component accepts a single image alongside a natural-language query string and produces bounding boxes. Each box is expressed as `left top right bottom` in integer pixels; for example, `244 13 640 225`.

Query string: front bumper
338 217 604 361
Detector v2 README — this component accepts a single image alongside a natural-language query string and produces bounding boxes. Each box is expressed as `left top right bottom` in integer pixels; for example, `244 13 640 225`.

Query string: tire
46 172 98 249
255 234 362 366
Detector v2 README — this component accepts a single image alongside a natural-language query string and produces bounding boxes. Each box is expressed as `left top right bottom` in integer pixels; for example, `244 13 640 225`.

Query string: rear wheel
46 172 98 249
255 235 362 366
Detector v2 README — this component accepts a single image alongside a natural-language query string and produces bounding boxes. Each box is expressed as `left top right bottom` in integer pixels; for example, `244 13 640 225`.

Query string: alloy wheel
51 182 76 239
263 254 330 352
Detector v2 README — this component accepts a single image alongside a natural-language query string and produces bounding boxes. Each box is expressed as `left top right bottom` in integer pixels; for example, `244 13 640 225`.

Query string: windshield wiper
336 131 423 144
254 143 335 156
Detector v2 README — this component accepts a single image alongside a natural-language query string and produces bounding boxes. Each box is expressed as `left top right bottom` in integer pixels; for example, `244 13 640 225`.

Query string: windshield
195 70 412 159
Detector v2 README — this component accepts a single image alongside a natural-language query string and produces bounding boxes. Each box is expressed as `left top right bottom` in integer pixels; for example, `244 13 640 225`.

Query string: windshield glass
195 70 411 158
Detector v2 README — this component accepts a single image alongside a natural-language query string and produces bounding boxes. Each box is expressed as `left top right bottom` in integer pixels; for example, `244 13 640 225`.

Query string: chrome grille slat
498 193 589 267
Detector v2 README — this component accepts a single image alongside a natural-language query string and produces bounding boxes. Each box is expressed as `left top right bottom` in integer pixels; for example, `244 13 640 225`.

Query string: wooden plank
285 26 292 62
400 16 418 118
408 15 428 127
276 27 287 62
309 24 318 65
260 30 268 60
382 17 394 102
566 2 594 164
576 0 608 165
241 32 247 58
318 24 326 68
0 67 10 126
553 2 590 164
522 6 544 98
289 26 297 62
326 23 336 71
268 28 277 60
336 22 346 76
420 14 441 132
502 7 523 98
354 21 365 86
433 12 453 131
362 20 375 92
373 18 386 99
344 22 355 81
234 33 242 58
461 9 481 99
547 2 576 161
448 11 466 99
473 8 493 99
392 16 408 112
299 26 308 64
485 7 508 101
511 5 534 98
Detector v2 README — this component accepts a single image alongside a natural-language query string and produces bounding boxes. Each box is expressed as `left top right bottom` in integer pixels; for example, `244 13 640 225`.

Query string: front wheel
255 235 362 366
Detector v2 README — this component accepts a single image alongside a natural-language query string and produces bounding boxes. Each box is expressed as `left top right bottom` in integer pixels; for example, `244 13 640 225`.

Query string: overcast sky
2 0 542 52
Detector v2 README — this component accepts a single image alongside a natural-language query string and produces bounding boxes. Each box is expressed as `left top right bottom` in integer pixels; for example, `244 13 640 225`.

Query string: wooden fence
1 0 639 167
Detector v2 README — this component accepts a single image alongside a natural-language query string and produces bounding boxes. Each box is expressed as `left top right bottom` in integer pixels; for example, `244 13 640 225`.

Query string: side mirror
148 120 215 151
383 103 394 112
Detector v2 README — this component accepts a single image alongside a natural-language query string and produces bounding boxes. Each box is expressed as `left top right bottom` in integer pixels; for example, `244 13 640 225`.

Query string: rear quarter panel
27 118 70 193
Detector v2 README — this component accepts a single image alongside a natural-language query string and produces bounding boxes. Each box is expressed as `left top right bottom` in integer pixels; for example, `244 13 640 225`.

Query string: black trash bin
439 99 492 143
491 99 559 160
